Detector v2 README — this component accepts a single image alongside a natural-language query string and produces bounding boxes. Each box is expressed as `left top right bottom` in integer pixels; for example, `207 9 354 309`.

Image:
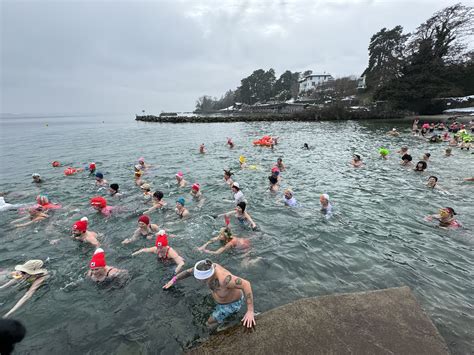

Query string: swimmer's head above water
193 259 215 280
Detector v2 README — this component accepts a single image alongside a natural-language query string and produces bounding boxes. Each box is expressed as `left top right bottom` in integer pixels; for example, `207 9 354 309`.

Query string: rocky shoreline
135 107 411 124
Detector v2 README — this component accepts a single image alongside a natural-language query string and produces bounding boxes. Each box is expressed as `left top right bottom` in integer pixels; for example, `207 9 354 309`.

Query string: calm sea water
0 114 472 354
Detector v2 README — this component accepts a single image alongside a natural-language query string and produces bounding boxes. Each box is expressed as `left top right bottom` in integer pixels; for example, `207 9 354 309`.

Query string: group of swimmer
1 119 471 330
352 118 473 229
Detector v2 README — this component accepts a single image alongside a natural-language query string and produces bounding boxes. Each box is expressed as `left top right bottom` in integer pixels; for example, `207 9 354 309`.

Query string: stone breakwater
135 108 407 123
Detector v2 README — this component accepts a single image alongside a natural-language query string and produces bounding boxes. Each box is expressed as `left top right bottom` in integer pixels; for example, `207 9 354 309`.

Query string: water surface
0 115 472 354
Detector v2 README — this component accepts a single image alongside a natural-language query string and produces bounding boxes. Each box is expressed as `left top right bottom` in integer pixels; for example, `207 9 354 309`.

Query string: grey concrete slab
187 286 449 355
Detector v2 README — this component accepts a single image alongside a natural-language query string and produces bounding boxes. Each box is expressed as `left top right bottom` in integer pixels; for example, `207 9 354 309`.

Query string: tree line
195 3 473 114
364 2 473 114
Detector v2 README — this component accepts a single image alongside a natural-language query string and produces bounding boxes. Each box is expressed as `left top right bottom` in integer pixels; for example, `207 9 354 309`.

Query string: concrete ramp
188 286 449 355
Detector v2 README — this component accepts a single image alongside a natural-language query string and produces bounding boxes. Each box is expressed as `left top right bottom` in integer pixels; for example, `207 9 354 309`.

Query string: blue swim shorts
212 295 244 324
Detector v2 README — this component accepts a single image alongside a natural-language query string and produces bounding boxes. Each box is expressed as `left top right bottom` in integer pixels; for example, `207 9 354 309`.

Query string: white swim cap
194 260 215 280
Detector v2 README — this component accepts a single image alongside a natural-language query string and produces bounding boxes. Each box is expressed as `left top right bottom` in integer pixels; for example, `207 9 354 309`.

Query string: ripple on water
0 116 473 353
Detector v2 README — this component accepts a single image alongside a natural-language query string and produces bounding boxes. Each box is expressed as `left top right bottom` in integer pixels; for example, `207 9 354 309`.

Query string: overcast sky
0 0 465 114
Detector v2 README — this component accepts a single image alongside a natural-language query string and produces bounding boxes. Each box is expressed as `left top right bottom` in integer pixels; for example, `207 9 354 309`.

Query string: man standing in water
163 259 256 329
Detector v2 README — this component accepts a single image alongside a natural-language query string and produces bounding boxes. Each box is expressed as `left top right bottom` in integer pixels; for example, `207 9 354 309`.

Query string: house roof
299 73 333 82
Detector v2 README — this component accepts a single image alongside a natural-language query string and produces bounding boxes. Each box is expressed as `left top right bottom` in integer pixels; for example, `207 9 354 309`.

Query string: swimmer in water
72 217 100 247
414 161 427 172
379 148 389 160
231 182 246 205
320 194 333 218
122 215 159 244
220 202 257 230
283 189 298 207
302 143 310 150
351 154 363 168
11 206 49 228
175 171 187 188
190 183 202 199
109 183 122 198
387 128 400 136
268 175 279 192
132 230 185 274
138 157 150 170
32 173 43 184
1 260 49 318
227 138 234 149
275 157 286 171
396 146 408 156
175 197 189 218
199 143 206 154
463 177 474 182
162 259 256 329
422 153 431 162
87 248 128 283
144 190 167 214
88 162 96 176
140 183 153 201
426 207 461 229
95 172 108 187
271 166 282 183
400 154 413 167
198 226 250 254
426 176 444 190
445 148 452 157
223 169 234 187
134 165 144 186
90 196 113 217
239 156 247 169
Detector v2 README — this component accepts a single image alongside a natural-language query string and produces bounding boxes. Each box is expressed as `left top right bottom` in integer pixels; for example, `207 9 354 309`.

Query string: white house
357 74 367 90
299 73 334 94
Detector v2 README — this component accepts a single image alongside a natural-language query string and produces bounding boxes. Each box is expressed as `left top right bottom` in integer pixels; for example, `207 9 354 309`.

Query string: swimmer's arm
123 229 141 244
88 237 100 248
217 211 236 218
169 250 185 274
197 239 215 251
203 243 233 255
143 205 157 214
163 267 193 289
244 212 257 229
14 219 40 228
10 216 29 224
3 276 45 318
0 279 17 289
225 275 255 328
131 246 156 256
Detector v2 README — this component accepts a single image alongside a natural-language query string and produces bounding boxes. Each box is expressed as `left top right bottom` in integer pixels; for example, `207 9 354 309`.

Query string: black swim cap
428 176 438 182
110 183 119 191
402 154 412 161
154 190 164 200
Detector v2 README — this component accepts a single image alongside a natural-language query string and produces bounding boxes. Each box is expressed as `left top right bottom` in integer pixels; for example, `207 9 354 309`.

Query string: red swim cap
89 248 106 269
192 183 200 191
90 196 107 209
138 215 150 225
155 232 168 248
64 167 77 176
52 161 61 167
89 163 96 170
73 217 88 232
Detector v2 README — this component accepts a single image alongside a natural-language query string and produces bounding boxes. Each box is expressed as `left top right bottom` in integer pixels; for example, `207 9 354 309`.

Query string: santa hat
155 230 168 248
191 183 200 191
89 248 106 269
89 162 96 170
73 217 88 232
138 215 150 225
90 196 107 209
36 194 49 206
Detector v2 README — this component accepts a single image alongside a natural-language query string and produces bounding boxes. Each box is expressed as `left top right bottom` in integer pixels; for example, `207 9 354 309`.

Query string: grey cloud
1 0 457 114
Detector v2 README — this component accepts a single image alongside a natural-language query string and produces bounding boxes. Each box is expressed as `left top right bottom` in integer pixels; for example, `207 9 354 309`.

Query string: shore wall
187 287 449 355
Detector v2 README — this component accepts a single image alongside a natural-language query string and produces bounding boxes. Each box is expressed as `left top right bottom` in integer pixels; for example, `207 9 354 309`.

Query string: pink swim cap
176 171 183 177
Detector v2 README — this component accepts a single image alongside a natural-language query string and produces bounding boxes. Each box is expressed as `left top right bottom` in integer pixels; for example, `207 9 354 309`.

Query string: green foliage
195 69 300 110
367 3 474 114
